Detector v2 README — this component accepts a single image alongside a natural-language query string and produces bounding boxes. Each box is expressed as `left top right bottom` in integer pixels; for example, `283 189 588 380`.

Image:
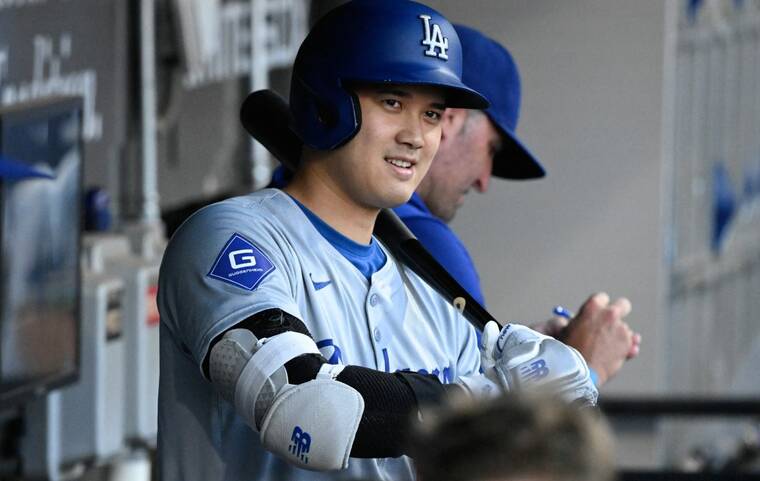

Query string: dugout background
1 0 759 477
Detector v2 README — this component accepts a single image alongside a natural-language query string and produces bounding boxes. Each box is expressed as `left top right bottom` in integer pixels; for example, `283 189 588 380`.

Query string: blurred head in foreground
410 393 616 481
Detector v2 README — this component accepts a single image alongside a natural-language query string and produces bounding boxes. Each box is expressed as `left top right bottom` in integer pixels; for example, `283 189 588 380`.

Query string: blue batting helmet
289 0 489 151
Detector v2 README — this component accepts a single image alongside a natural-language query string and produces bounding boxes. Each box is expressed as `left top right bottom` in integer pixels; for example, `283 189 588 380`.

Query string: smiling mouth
385 157 415 169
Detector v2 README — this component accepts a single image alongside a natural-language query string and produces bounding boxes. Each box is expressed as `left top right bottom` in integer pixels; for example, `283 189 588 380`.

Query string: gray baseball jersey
157 188 480 481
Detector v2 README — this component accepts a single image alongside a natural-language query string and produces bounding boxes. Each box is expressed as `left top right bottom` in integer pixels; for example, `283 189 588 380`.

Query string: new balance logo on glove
519 359 550 382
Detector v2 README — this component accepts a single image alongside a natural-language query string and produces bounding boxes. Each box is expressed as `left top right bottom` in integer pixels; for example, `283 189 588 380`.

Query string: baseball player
158 2 597 480
394 25 641 386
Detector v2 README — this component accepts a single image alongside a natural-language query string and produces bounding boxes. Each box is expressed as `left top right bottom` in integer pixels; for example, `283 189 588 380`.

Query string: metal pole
249 0 271 189
140 0 159 222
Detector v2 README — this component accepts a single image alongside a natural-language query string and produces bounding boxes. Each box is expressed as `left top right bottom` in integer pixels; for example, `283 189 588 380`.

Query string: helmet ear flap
290 74 362 150
294 75 337 128
313 89 363 149
315 101 338 128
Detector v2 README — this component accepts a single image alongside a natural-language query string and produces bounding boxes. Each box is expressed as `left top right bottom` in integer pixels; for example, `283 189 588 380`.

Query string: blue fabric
268 165 292 189
394 193 485 306
0 155 53 180
289 195 387 280
712 162 737 252
589 367 599 387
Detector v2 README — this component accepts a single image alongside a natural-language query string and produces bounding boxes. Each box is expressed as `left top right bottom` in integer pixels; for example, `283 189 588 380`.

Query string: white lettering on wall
1 34 103 141
182 0 305 89
0 0 48 11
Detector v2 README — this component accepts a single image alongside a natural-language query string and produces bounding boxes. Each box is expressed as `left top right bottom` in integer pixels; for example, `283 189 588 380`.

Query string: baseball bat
240 89 500 331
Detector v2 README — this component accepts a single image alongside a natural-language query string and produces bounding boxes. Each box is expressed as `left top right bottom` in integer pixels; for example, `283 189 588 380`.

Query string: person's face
418 110 502 222
320 84 446 210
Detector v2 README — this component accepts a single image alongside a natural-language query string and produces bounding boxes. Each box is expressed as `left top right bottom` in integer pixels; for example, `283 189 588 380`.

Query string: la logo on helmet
420 15 449 60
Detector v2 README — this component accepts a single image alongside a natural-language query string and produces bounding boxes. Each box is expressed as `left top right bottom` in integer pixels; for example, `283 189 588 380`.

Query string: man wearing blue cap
394 25 641 386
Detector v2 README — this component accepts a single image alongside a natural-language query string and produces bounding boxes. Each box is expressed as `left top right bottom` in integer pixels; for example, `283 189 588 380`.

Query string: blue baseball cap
0 155 54 180
455 24 545 179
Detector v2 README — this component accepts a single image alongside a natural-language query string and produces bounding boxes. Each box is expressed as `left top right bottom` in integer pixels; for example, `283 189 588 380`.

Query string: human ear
440 108 467 143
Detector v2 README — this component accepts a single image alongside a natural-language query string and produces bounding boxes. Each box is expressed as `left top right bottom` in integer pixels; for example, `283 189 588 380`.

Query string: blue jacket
393 193 485 306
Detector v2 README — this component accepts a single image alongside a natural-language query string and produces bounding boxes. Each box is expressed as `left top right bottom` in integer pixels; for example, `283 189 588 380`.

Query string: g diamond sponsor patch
208 233 275 290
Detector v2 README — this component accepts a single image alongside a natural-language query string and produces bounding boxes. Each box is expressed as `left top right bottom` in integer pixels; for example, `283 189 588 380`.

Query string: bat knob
453 297 466 313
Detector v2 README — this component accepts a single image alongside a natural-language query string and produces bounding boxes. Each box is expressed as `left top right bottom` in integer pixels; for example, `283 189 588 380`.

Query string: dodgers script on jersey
157 189 480 481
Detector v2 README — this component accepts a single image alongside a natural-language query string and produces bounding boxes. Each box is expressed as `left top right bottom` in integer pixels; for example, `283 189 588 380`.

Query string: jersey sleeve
158 200 302 376
402 216 486 306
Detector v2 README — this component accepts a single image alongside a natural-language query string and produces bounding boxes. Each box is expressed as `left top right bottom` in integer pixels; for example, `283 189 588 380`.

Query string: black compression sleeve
396 371 451 422
282 355 453 457
339 367 420 458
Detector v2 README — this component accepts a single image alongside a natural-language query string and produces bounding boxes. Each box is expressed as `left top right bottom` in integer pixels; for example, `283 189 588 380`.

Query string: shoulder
399 211 461 256
162 189 301 273
393 194 455 242
180 189 285 228
393 208 485 306
169 189 297 244
393 192 434 221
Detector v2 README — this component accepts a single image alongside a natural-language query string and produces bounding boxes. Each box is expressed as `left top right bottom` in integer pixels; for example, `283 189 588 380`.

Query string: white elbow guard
209 329 365 471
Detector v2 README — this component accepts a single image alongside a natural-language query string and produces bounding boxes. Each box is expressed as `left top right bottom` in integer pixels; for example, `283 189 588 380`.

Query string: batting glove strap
455 373 500 399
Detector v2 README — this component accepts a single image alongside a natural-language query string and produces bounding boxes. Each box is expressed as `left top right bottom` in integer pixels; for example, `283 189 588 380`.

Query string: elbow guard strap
209 329 364 471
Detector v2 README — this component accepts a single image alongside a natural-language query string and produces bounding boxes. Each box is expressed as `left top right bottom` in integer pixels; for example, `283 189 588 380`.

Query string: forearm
287 352 453 457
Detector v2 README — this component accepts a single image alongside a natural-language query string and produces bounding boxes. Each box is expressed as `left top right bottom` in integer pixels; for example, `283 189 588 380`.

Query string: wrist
456 373 501 399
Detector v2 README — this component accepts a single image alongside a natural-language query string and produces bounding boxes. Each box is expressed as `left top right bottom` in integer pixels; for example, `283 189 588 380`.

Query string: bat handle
374 209 500 331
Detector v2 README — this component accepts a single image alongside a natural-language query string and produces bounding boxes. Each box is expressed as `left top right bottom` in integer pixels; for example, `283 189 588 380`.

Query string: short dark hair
410 392 615 481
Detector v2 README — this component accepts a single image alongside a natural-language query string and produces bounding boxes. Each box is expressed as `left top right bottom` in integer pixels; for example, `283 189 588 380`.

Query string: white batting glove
480 321 598 406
